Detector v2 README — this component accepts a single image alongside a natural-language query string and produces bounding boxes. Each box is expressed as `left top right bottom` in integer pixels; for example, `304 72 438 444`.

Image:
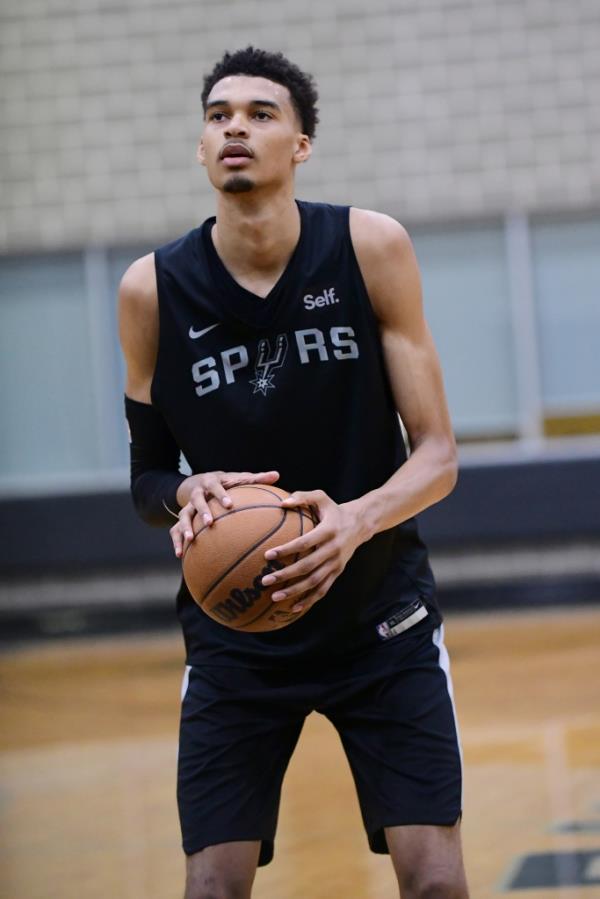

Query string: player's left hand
261 489 369 614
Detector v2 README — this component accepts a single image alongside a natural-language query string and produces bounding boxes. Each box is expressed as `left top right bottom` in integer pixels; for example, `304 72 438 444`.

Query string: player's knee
184 885 248 899
407 874 467 899
185 892 245 899
184 870 251 899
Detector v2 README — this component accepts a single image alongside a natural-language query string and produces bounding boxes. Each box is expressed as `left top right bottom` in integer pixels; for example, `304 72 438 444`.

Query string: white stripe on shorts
432 625 464 806
181 664 191 702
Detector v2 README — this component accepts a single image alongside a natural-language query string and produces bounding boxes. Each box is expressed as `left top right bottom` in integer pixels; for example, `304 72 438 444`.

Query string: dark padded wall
1 457 598 576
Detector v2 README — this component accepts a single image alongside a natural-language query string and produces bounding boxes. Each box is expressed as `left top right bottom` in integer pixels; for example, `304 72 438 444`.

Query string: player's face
198 75 311 194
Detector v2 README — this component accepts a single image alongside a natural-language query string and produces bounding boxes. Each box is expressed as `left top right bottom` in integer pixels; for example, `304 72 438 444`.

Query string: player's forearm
350 435 458 541
125 395 186 527
132 470 187 526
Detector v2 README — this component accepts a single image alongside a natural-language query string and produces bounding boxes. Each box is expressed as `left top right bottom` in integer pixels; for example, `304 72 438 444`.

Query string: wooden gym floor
1 605 599 898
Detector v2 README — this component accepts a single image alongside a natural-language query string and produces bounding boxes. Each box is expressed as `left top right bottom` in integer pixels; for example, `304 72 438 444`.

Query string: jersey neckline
198 199 308 330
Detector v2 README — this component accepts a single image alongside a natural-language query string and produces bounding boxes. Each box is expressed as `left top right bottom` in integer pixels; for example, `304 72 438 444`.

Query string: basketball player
119 47 469 899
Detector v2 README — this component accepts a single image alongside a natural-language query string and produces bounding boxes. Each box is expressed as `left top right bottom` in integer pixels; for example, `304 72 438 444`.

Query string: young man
119 47 469 899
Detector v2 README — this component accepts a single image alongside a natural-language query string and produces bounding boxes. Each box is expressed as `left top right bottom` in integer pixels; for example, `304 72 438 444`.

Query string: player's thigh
184 840 260 899
178 664 306 863
385 822 469 899
324 622 462 843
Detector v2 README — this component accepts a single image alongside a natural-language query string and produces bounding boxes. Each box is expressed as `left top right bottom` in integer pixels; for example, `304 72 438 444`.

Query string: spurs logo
191 327 360 398
249 334 288 396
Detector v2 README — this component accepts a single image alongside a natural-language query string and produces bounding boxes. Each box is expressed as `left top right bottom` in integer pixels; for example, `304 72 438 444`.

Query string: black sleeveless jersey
152 200 441 668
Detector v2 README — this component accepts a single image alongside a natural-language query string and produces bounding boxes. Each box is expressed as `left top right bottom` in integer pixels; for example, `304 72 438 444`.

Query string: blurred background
1 2 600 896
1 0 598 634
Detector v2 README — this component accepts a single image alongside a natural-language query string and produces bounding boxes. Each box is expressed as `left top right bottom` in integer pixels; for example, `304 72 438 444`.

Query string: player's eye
254 110 272 120
209 112 226 122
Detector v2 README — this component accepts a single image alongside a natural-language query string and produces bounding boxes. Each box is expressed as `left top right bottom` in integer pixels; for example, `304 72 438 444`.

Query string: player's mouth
220 142 253 167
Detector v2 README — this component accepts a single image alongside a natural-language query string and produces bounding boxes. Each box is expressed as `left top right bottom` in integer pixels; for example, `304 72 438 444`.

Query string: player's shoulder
119 252 156 301
350 206 415 280
349 207 413 260
118 252 158 324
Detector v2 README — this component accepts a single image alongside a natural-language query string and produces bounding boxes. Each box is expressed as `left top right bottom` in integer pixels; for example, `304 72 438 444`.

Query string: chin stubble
223 175 255 194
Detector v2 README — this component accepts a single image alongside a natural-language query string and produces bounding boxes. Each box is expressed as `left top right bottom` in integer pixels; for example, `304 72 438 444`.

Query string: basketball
182 484 318 632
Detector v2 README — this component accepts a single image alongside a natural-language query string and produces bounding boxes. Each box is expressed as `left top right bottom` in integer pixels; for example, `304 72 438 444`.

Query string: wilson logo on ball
211 559 285 624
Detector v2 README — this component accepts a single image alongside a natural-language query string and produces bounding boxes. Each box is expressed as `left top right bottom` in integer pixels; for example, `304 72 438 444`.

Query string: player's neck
212 187 300 285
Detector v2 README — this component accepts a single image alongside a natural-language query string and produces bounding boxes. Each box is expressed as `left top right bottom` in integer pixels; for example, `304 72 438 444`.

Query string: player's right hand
170 470 280 558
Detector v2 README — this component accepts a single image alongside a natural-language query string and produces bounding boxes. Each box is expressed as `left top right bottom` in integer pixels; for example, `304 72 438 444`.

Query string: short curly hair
202 46 319 140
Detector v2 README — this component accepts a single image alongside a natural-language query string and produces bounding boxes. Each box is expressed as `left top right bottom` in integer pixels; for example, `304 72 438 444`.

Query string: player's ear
197 138 206 166
293 134 312 165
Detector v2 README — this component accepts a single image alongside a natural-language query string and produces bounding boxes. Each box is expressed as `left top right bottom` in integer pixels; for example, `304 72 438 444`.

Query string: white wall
2 0 600 252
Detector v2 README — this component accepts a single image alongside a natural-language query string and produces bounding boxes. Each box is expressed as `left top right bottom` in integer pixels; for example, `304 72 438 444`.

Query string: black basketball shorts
177 617 462 866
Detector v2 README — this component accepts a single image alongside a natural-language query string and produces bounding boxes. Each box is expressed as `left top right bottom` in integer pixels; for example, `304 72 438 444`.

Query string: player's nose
225 112 249 138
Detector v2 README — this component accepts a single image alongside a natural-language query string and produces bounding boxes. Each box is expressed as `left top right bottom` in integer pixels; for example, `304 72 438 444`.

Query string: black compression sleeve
124 395 188 527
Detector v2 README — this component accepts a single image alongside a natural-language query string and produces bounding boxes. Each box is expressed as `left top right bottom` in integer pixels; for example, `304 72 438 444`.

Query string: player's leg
178 664 306 897
322 618 466 899
385 822 468 898
184 841 260 899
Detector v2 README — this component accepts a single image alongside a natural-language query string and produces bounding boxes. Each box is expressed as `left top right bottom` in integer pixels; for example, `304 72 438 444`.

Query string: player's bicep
380 321 453 451
351 208 453 450
117 253 158 403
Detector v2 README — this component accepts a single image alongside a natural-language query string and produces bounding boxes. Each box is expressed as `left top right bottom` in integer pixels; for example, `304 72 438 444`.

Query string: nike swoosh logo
189 323 220 339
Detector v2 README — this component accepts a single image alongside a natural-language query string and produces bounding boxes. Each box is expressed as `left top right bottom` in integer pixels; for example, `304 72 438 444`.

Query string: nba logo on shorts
375 601 428 640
